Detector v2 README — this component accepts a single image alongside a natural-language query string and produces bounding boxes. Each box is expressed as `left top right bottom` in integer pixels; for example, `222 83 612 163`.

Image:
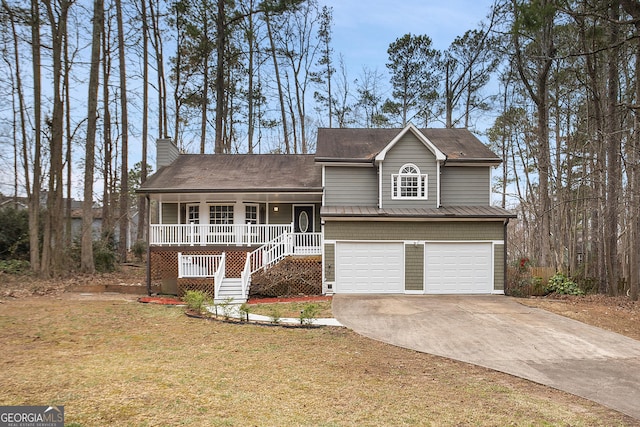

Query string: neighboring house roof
139 154 322 193
70 207 104 219
321 205 516 219
315 127 500 164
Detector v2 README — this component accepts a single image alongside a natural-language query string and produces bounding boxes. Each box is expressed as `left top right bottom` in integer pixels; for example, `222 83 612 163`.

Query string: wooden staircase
178 231 322 304
214 278 245 303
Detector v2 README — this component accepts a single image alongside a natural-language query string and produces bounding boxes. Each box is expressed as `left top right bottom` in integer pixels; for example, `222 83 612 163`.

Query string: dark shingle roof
315 127 500 163
139 154 322 193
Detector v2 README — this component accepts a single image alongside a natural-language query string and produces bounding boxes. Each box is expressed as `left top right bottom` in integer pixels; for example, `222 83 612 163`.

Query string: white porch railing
150 223 293 246
178 231 321 302
214 252 226 298
241 254 251 300
249 232 322 274
178 252 224 278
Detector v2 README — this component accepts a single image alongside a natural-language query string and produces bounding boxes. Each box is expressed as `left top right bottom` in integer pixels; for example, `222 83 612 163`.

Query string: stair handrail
247 224 292 273
240 252 251 300
213 252 226 300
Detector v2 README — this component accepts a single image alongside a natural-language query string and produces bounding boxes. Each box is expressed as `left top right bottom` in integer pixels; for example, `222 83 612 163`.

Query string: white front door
424 242 492 294
335 242 404 293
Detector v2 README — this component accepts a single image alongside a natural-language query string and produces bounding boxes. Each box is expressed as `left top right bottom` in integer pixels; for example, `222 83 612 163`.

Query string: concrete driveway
332 295 640 420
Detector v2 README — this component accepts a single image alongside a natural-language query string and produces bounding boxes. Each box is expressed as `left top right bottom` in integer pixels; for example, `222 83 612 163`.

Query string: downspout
438 156 447 208
378 161 383 209
504 217 509 295
146 194 152 296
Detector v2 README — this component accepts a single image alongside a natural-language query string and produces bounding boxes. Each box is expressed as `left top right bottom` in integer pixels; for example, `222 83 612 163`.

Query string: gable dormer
315 125 501 210
374 124 446 209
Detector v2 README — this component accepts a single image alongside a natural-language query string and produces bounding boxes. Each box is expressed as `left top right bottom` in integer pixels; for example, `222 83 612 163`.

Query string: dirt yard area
519 294 640 341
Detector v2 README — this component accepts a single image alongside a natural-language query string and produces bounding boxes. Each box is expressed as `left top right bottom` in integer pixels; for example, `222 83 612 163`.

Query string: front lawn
0 293 635 426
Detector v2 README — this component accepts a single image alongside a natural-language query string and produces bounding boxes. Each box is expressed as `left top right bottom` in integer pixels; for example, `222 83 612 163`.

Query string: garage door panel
336 242 404 293
425 243 492 294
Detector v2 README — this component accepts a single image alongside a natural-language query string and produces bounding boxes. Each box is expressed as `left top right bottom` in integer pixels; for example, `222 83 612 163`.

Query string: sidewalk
207 304 343 327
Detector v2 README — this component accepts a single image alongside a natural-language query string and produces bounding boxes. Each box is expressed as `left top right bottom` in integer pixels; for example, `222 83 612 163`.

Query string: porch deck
150 225 322 302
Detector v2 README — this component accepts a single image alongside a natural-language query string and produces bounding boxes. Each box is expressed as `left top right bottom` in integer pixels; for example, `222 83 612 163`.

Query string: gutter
136 187 325 194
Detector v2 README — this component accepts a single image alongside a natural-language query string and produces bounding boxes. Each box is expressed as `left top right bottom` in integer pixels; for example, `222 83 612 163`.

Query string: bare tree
81 0 104 274
115 0 129 262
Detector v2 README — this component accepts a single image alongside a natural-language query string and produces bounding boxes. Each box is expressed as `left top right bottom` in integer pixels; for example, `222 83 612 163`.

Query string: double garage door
335 242 492 294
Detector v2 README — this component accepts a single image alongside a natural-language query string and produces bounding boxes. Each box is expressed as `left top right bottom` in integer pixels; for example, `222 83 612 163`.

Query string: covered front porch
137 150 324 300
146 195 323 301
149 193 322 246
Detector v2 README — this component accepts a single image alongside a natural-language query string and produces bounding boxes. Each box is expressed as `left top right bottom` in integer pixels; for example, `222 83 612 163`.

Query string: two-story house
138 124 515 301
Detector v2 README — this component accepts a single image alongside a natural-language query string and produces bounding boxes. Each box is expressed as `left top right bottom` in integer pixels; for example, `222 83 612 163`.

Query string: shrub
93 239 117 273
183 290 212 314
546 273 584 296
238 303 251 322
268 304 283 324
131 240 147 262
0 206 30 260
299 303 320 326
0 259 31 274
215 297 235 319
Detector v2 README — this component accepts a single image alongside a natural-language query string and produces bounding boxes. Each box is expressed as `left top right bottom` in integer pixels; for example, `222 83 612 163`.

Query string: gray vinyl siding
494 243 505 291
324 243 335 281
441 166 491 206
156 138 180 168
161 203 179 224
268 204 292 225
324 221 504 241
382 133 438 209
404 244 424 291
270 204 321 230
324 166 378 206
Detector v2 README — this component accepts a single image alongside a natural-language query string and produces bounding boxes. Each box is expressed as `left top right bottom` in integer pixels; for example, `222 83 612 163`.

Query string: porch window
392 164 428 200
187 205 200 224
245 205 258 225
209 205 234 224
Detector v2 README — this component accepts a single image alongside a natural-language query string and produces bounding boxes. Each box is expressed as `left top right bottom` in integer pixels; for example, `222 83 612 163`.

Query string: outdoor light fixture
273 206 279 212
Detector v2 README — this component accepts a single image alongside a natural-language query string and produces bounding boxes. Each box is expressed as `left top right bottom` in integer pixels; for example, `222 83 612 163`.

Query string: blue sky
322 0 497 77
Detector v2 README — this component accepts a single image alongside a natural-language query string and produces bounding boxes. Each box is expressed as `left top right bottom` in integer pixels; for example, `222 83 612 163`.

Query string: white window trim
245 204 259 225
392 163 428 200
186 203 201 224
209 204 235 225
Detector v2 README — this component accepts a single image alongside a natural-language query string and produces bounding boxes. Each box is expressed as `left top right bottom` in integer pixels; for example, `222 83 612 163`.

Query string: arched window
392 163 428 199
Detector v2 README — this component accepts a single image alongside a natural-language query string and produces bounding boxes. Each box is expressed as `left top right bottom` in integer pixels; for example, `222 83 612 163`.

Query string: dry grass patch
247 300 333 319
0 294 636 426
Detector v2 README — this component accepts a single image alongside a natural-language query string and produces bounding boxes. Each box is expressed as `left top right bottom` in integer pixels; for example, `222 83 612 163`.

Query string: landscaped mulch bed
138 296 184 305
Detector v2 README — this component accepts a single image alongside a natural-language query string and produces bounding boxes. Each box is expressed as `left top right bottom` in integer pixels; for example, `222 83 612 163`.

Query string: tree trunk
29 0 42 274
82 0 104 273
265 13 290 153
101 17 113 240
116 0 129 262
214 0 225 153
605 1 621 295
137 0 149 243
43 0 69 277
200 3 210 154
